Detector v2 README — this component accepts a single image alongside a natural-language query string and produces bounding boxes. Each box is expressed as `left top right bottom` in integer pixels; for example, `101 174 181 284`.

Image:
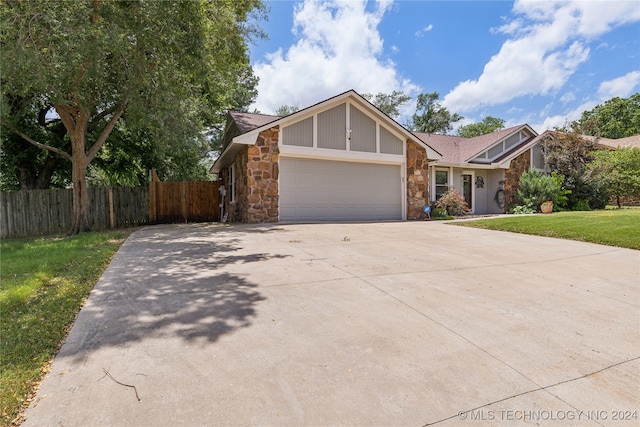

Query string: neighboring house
581 134 640 150
211 89 635 222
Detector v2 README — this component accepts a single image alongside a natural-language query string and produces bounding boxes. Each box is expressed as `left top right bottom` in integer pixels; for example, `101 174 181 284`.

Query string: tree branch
90 104 117 128
87 101 126 162
0 121 72 161
55 103 78 133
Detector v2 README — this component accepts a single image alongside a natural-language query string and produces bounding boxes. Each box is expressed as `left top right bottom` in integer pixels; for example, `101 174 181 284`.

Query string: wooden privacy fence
1 178 221 239
149 177 221 224
0 186 149 239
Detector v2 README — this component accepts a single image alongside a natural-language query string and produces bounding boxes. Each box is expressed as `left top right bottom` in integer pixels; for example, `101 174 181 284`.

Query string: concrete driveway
23 222 639 426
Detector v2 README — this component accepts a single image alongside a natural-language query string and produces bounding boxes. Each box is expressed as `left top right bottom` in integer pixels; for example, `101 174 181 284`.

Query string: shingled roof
413 125 532 164
581 134 640 149
228 111 280 133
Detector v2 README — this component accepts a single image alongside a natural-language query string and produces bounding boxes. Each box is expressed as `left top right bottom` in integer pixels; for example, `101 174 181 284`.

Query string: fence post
108 187 115 229
181 181 187 222
149 169 159 224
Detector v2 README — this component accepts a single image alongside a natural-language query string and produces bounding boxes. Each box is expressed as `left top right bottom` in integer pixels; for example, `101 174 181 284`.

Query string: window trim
229 164 237 204
433 167 450 201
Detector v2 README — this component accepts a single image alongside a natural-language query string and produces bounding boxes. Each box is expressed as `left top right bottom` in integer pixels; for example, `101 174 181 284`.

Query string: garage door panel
279 158 402 221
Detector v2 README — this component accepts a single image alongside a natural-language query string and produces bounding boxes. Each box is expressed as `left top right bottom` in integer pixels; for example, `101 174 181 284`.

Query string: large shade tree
361 91 411 119
576 93 640 139
457 116 505 138
1 0 264 234
409 92 463 134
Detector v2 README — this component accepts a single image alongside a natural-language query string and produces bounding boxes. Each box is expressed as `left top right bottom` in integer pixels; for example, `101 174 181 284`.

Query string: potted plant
540 200 554 214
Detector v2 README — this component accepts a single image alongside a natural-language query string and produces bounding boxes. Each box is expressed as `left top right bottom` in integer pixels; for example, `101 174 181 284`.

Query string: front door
462 173 473 212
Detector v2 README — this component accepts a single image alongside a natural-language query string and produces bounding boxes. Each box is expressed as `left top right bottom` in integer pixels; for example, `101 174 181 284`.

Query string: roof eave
427 160 504 170
463 124 537 163
210 133 259 174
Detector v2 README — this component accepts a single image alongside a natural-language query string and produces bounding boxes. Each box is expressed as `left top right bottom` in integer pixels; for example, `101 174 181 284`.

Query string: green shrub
517 169 569 211
432 207 447 217
572 199 592 211
435 189 469 216
587 147 640 208
509 204 536 214
564 174 608 210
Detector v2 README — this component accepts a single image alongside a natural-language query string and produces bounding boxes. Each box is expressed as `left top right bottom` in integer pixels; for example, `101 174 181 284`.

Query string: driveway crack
424 356 639 426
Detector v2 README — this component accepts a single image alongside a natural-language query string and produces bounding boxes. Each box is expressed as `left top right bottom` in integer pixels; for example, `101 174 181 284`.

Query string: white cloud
559 91 576 104
443 0 640 114
252 0 417 114
415 24 433 38
530 71 640 131
597 70 640 99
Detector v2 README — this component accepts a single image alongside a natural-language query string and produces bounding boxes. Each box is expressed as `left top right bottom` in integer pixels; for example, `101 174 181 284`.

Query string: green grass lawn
454 207 640 250
0 230 131 426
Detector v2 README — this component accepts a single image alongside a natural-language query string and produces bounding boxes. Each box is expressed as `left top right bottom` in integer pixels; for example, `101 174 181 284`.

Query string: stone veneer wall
504 148 531 210
230 146 248 222
407 140 430 220
244 127 280 223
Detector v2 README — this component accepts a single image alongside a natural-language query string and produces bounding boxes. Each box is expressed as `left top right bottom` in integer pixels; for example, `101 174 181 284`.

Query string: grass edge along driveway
0 230 131 427
453 207 640 250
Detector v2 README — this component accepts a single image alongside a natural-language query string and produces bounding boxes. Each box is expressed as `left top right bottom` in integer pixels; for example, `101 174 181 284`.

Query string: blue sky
248 0 640 133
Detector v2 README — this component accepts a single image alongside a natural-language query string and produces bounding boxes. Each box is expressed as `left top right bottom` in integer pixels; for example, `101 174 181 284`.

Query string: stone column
407 140 430 220
504 149 531 210
245 127 280 223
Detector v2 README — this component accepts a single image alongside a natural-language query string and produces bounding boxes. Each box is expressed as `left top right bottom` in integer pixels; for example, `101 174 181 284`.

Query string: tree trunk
68 115 91 235
9 96 124 234
61 100 124 234
69 154 90 234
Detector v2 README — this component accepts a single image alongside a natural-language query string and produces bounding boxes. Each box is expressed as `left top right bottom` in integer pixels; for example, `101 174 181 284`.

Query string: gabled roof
229 111 280 133
414 124 536 166
211 90 442 173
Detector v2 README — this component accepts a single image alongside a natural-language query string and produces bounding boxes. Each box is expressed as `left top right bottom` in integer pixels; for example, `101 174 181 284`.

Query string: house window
435 169 449 200
531 143 548 171
229 164 236 203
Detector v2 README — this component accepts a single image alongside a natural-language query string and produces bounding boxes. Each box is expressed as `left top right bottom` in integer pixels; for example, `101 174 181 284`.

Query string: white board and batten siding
278 100 406 222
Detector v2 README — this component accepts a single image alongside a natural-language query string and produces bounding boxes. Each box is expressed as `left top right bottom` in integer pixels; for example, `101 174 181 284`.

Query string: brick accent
504 148 531 210
407 140 429 220
244 127 280 223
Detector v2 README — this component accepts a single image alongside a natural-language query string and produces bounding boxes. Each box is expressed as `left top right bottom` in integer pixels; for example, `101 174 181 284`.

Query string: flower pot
540 201 554 214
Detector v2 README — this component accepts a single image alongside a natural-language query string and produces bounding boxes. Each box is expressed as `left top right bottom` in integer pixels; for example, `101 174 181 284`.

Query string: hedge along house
415 125 549 214
211 90 442 223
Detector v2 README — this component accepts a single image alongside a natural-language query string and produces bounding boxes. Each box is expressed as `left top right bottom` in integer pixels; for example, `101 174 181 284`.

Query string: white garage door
279 158 403 221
